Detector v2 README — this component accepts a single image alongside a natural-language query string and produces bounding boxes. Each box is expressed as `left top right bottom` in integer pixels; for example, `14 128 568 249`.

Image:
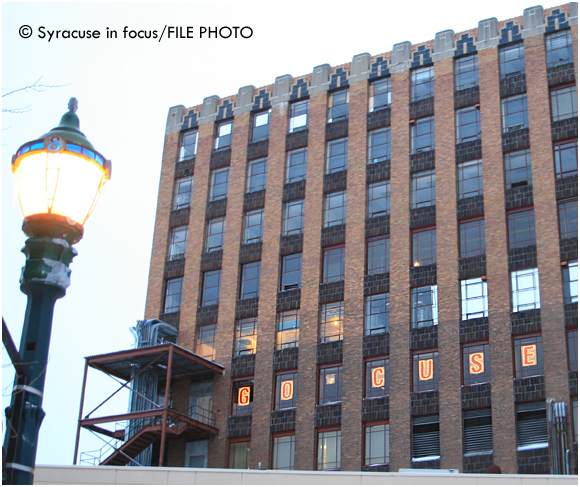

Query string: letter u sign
419 359 433 381
238 386 251 406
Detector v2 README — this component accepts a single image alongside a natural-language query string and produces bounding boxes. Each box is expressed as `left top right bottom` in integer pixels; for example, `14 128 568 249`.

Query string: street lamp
3 98 111 484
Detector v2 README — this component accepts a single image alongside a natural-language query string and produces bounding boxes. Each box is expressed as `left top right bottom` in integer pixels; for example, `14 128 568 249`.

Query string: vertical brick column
341 76 367 471
295 88 326 471
250 97 287 468
388 63 412 471
434 56 462 470
479 45 517 474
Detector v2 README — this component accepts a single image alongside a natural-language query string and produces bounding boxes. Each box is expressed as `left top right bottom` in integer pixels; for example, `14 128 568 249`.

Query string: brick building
140 3 578 475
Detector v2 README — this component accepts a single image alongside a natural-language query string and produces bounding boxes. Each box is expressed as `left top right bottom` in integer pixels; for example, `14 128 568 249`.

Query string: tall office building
79 3 578 475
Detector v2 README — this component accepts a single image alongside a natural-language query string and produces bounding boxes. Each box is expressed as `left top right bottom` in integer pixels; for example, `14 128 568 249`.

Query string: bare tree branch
2 77 70 114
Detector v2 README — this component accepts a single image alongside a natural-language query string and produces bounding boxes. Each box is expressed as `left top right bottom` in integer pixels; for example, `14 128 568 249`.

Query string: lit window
568 329 578 371
164 278 183 313
504 149 533 189
272 435 295 470
277 310 300 350
368 127 391 164
365 358 389 397
196 324 217 360
289 99 309 133
508 209 536 249
322 247 345 283
459 219 485 258
412 415 440 462
369 78 391 112
511 268 541 312
554 141 578 178
411 66 434 101
461 278 488 321
563 260 578 304
516 401 548 450
228 441 250 469
328 89 349 122
246 158 267 193
283 199 305 235
411 285 438 328
201 269 221 306
179 130 198 161
455 55 479 91
317 430 341 471
502 95 529 132
514 335 544 378
232 379 254 415
168 225 188 260
411 170 436 209
411 116 435 153
456 106 481 143
319 366 342 403
364 423 390 467
275 372 297 410
368 180 390 217
457 159 483 199
367 237 390 275
205 216 226 252
499 43 525 78
235 317 257 356
412 351 439 391
286 148 307 183
365 293 390 335
280 253 302 291
550 86 577 122
251 109 271 142
209 167 229 201
173 176 193 210
240 261 261 299
214 120 233 151
319 301 344 343
324 191 347 227
463 409 492 455
412 228 436 267
243 209 264 244
462 343 491 385
326 138 348 174
546 30 574 68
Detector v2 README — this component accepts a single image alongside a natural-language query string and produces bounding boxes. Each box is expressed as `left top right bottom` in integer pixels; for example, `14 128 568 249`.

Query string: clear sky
2 0 564 467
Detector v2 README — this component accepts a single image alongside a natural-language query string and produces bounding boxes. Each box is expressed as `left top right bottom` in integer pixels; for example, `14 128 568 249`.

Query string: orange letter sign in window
419 359 433 381
469 352 485 375
238 386 251 406
281 380 294 401
521 344 537 367
372 367 385 388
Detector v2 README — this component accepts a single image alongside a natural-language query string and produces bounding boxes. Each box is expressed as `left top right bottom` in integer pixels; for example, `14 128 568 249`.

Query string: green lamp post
3 98 111 484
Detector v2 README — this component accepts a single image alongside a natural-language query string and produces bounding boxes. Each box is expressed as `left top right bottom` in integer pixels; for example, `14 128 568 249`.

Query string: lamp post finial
68 97 78 113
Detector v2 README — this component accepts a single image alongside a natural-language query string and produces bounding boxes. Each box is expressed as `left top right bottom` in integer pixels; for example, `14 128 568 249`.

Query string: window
505 149 533 189
459 219 486 258
322 247 345 283
251 109 271 142
412 228 436 267
463 343 491 385
514 335 544 378
214 120 233 151
319 301 344 343
283 199 305 235
516 402 548 450
411 285 438 328
499 42 525 78
457 159 483 199
173 176 193 210
179 130 198 161
370 78 391 112
326 138 348 174
280 253 302 290
319 366 342 403
412 415 440 462
205 216 226 252
463 409 492 455
554 140 578 178
246 158 267 193
196 324 217 360
456 106 481 143
411 66 434 101
275 372 297 410
502 94 529 132
240 261 261 299
328 89 349 122
573 399 579 444
365 293 390 335
546 30 574 68
367 237 390 275
209 167 229 201
511 268 541 312
235 317 257 356
243 209 264 244
277 310 300 350
365 423 389 466
413 351 439 391
563 260 578 304
508 209 536 249
164 278 183 313
568 329 578 371
324 190 347 227
289 99 309 133
201 269 221 306
455 54 479 91
365 358 389 397
368 181 390 217
411 169 436 209
411 116 435 153
272 435 295 470
461 278 488 320
232 379 254 415
551 86 578 122
317 430 341 471
368 127 391 164
168 226 188 260
286 148 307 183
229 441 251 469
